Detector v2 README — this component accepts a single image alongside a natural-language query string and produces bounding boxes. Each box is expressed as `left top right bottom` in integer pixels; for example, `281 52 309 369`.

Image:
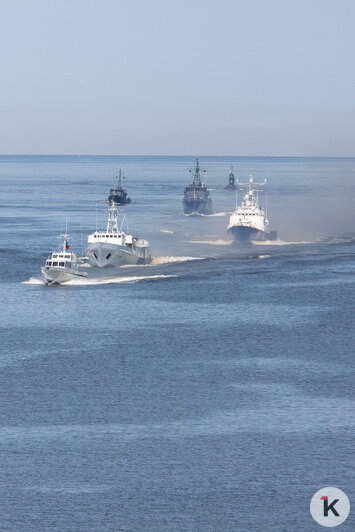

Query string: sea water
0 155 354 531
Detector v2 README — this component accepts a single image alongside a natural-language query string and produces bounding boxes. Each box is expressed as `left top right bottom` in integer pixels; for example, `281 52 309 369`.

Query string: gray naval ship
108 169 132 205
183 157 212 215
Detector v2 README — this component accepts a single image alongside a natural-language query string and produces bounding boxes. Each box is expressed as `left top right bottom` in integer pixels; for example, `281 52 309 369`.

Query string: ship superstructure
108 169 131 205
86 202 151 267
228 174 277 243
183 157 212 215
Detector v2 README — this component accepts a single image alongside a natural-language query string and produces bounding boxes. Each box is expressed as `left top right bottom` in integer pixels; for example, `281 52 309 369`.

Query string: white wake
186 239 233 246
22 277 46 285
23 274 175 286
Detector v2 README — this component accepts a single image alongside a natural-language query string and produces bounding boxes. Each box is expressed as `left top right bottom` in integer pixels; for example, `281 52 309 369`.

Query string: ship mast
192 157 201 185
117 169 124 185
235 174 266 208
61 218 69 253
106 202 119 233
190 157 206 186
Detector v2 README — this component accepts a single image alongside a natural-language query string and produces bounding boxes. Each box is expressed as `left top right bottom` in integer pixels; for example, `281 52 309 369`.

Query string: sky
0 0 355 156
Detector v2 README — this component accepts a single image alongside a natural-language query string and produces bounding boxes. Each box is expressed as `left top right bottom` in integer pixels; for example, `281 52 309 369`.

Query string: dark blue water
0 156 354 531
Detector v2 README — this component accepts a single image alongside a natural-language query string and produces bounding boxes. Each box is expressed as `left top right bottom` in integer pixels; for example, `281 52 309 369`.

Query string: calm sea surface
0 155 354 531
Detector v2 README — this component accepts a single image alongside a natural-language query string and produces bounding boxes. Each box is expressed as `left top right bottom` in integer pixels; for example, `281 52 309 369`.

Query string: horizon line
1 154 355 159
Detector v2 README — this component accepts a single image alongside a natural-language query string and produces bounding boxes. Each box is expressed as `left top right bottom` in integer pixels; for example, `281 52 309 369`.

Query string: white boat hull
86 242 151 268
228 225 277 243
41 266 87 285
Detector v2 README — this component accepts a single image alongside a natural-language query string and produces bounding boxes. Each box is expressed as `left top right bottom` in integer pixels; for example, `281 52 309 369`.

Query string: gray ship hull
108 189 131 205
183 198 212 215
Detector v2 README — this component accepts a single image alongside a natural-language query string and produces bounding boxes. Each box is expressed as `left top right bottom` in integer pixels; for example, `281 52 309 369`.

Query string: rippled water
0 156 354 531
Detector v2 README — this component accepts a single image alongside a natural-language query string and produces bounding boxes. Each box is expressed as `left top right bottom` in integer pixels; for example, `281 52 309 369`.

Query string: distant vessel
41 233 87 285
86 202 151 267
108 169 132 205
224 166 237 190
183 157 212 215
228 174 277 243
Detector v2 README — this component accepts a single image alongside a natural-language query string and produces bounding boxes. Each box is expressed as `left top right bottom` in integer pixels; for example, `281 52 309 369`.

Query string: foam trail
186 239 232 246
23 274 175 287
252 239 315 246
61 274 175 286
200 212 231 217
22 277 46 285
181 211 229 217
160 229 174 234
151 256 203 265
120 256 203 268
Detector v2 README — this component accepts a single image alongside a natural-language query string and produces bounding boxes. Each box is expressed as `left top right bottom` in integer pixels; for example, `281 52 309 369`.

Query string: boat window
59 262 65 267
53 254 58 258
52 262 58 266
46 261 51 266
65 254 70 258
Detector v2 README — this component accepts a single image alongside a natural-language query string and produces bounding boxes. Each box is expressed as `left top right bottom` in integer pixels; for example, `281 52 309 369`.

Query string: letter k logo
321 496 340 517
310 487 350 527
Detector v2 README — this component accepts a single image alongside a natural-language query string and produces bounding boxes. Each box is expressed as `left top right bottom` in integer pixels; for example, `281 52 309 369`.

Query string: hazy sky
0 0 355 156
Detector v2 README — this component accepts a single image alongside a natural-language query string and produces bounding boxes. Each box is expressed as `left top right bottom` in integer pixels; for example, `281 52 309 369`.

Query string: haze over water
0 155 354 530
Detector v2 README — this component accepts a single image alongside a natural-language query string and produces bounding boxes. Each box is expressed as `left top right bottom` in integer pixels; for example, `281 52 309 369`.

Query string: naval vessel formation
39 160 277 284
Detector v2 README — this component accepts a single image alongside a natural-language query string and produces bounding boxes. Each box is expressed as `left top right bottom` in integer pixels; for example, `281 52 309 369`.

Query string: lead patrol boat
228 174 277 243
41 233 87 285
86 202 151 267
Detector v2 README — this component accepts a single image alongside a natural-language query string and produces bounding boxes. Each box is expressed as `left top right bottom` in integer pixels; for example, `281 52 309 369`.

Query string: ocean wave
253 235 355 246
22 277 46 285
22 274 175 286
252 239 315 246
185 239 232 246
181 211 229 217
62 274 175 286
200 211 231 217
151 256 203 265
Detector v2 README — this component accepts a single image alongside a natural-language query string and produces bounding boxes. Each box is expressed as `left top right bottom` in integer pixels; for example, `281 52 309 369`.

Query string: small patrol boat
108 169 132 205
41 233 87 285
228 174 277 243
183 157 212 215
86 202 151 267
